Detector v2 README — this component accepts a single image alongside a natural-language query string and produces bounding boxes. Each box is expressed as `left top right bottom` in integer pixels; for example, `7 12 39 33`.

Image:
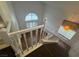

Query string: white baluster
30 31 33 47
23 33 29 51
39 28 43 43
36 29 38 44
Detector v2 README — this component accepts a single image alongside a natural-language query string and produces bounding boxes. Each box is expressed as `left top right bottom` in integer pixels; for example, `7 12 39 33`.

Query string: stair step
42 39 59 43
42 35 59 44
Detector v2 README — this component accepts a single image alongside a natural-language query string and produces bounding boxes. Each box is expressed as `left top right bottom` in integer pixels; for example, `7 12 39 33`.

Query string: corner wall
44 4 65 35
44 4 79 47
44 4 72 46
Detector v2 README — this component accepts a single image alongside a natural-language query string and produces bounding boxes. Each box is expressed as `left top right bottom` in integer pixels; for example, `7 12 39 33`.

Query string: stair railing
8 25 45 56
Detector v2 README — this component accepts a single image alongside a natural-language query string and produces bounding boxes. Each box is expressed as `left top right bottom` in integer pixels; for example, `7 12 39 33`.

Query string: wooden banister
7 25 45 56
8 25 44 36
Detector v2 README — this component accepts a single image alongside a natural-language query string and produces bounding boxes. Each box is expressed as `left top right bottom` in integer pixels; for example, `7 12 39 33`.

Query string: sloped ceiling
43 1 79 22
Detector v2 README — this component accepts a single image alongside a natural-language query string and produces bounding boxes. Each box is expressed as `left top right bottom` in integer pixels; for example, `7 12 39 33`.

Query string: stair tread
42 36 59 43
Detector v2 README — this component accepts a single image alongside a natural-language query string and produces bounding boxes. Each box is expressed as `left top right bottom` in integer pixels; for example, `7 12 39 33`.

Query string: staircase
0 1 70 57
8 25 45 56
0 23 70 57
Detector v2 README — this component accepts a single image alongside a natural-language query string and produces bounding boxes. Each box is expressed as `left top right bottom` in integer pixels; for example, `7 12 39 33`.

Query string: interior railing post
39 27 43 43
36 29 38 45
23 33 29 51
30 31 33 47
43 27 46 39
42 27 44 39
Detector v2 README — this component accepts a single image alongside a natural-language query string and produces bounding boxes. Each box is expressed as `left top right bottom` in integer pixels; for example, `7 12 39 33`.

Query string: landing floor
26 43 69 57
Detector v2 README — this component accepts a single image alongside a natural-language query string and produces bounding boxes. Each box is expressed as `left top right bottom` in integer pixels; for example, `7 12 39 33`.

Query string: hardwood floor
0 46 16 57
26 43 70 57
0 43 70 57
20 28 70 57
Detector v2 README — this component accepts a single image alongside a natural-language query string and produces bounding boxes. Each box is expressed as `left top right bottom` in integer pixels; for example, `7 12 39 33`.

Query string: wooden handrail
8 25 44 36
7 24 45 56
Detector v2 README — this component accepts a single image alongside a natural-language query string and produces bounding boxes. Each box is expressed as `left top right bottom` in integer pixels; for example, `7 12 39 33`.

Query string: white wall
39 2 79 56
7 2 19 32
44 4 79 47
44 4 65 35
0 1 19 32
0 2 11 25
0 2 20 54
12 1 44 29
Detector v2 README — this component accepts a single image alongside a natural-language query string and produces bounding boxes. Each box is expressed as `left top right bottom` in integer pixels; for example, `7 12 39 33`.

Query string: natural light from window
58 26 76 40
25 13 38 21
25 12 38 28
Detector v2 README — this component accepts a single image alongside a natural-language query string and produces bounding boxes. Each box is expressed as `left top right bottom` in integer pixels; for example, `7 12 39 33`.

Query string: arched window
25 12 38 28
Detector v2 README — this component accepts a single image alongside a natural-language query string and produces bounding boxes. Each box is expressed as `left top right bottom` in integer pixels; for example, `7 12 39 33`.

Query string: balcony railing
8 25 47 56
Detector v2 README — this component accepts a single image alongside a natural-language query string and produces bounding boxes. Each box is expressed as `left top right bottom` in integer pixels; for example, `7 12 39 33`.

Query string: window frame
25 11 39 21
25 11 39 28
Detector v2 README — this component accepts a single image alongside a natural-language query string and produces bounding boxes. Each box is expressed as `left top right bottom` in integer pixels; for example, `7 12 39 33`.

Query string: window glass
25 12 38 28
58 26 76 40
25 12 38 21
